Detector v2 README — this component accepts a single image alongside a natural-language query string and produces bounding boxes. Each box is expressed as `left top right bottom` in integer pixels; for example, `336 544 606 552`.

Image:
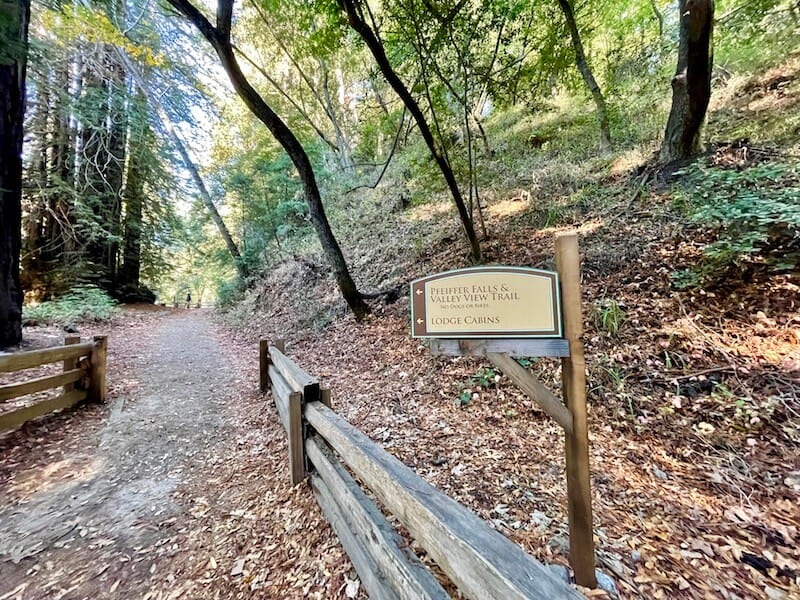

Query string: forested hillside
5 0 796 317
1 0 799 596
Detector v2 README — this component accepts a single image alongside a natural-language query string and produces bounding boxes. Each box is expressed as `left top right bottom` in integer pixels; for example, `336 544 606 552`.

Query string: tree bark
0 0 31 347
104 52 128 287
120 167 143 288
120 97 148 289
659 0 714 164
337 0 482 263
77 59 111 283
557 0 612 152
166 0 370 319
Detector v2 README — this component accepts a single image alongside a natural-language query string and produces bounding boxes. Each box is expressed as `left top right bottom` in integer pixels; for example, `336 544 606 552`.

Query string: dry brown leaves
229 157 798 597
0 308 362 599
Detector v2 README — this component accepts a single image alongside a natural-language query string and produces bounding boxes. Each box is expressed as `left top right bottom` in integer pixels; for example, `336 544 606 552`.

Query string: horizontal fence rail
0 336 107 433
0 342 94 373
261 340 580 599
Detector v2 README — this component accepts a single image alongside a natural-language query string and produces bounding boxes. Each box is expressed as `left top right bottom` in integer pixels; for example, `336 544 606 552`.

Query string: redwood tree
659 0 714 163
0 0 31 347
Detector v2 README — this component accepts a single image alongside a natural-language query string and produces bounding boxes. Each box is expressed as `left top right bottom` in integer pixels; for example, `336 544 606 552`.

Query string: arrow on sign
416 289 423 295
416 319 424 324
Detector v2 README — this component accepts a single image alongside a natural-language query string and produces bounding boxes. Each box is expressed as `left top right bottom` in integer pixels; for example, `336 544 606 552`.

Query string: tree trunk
659 0 714 164
0 0 31 347
120 55 250 282
51 62 77 270
77 60 111 283
166 0 370 319
557 0 612 152
104 53 128 288
120 101 148 289
21 71 49 294
319 59 354 170
337 0 482 263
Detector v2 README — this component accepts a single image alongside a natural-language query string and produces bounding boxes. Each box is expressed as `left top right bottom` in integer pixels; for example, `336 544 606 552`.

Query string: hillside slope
221 54 800 598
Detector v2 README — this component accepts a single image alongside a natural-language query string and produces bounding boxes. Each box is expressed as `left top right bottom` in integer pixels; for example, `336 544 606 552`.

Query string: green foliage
215 278 247 309
23 285 120 324
672 161 800 287
457 366 501 406
708 381 780 432
514 357 536 369
593 298 626 335
715 0 800 71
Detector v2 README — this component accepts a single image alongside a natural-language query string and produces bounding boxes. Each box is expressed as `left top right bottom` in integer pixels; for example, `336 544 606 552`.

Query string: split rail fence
0 335 107 433
261 340 581 599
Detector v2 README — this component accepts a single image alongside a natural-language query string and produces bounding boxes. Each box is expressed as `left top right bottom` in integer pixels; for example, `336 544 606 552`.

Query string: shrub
24 285 119 324
215 278 247 309
673 160 800 287
593 298 626 335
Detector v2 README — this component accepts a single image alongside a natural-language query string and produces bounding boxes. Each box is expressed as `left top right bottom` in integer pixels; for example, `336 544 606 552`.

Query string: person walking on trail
186 292 191 309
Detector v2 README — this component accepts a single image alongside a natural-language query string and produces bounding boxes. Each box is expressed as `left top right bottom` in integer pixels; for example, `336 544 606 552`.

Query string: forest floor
217 104 800 598
0 308 359 599
233 239 799 600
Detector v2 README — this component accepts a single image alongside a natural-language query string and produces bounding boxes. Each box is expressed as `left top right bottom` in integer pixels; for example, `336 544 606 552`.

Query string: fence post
555 232 597 588
63 336 80 395
288 390 305 484
260 339 270 392
320 387 332 409
88 335 107 403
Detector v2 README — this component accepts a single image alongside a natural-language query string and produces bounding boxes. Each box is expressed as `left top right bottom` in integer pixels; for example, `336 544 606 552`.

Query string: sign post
413 232 596 588
555 233 597 589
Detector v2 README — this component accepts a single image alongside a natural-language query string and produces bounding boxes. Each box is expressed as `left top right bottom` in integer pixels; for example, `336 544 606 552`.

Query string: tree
336 0 483 263
556 0 611 152
0 0 31 347
121 55 249 281
659 0 714 164
165 0 370 319
243 0 358 171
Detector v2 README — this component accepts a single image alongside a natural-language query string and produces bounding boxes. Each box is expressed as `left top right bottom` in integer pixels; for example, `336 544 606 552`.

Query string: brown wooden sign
410 266 561 338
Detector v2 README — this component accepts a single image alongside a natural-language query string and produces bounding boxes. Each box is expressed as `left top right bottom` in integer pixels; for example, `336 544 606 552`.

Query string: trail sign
410 266 561 338
410 234 597 589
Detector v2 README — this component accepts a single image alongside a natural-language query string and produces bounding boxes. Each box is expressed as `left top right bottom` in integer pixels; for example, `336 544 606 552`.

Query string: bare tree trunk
337 0 482 263
166 0 370 319
168 122 250 280
319 59 354 170
0 0 30 347
650 0 665 37
120 163 143 288
557 0 612 152
120 54 249 281
104 54 128 288
659 0 714 164
21 72 49 294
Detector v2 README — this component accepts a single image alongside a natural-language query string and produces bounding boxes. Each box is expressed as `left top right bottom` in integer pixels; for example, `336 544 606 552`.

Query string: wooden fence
261 340 581 599
0 335 107 433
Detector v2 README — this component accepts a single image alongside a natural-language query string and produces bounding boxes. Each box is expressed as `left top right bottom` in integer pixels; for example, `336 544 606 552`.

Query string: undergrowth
23 285 120 325
672 160 800 288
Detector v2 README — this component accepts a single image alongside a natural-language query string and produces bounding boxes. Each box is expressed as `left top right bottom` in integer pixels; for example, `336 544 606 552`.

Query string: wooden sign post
414 232 597 589
555 233 596 589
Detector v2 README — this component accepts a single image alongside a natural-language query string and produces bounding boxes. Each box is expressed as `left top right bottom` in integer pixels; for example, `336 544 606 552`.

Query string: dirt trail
0 311 239 598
